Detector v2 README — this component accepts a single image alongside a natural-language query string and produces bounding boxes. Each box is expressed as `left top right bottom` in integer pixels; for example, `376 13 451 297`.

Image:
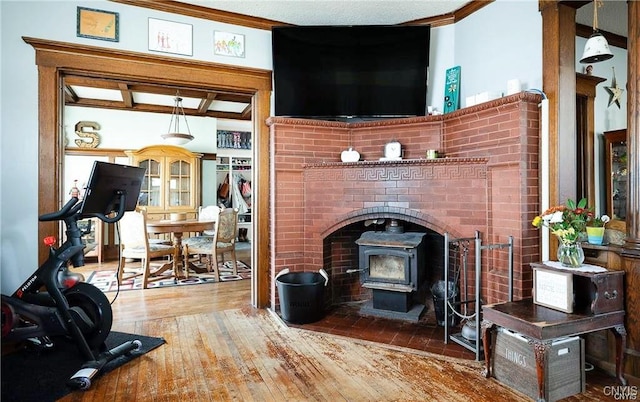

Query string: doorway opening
26 37 272 307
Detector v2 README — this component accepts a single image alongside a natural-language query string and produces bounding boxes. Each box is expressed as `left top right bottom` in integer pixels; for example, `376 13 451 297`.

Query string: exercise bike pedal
67 339 142 390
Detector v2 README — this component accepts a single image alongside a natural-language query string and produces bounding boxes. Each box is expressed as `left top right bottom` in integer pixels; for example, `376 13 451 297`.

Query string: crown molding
109 0 493 30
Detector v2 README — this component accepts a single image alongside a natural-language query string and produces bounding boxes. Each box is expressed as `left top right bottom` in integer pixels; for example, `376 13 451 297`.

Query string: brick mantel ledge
303 157 489 169
266 91 540 128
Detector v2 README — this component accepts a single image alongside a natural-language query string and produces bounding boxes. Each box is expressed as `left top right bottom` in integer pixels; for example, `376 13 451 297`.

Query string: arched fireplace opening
322 218 445 322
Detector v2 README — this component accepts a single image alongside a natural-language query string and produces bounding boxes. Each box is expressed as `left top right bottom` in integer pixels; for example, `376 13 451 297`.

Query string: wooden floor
46 258 622 401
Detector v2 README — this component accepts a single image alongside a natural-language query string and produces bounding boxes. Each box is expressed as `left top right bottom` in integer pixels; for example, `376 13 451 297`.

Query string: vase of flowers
586 214 610 245
556 242 585 268
532 198 592 268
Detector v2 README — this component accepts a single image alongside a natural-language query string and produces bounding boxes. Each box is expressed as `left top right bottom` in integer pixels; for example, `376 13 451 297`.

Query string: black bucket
276 269 328 324
431 280 459 327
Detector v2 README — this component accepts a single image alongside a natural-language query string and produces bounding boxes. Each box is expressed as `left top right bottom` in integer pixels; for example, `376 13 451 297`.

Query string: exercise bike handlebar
38 192 129 224
38 197 81 222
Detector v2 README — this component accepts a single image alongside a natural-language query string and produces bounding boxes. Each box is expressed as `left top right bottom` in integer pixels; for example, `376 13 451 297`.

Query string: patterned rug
86 260 251 292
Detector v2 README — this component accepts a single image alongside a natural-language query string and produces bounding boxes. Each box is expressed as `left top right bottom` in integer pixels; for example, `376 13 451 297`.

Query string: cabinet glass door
168 159 191 207
611 142 627 219
605 130 627 220
139 159 161 207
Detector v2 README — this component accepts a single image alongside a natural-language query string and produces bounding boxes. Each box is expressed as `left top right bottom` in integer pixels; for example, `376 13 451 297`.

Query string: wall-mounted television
272 25 430 121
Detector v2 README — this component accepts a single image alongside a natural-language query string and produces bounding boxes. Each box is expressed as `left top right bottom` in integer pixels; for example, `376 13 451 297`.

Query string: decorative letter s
74 121 101 148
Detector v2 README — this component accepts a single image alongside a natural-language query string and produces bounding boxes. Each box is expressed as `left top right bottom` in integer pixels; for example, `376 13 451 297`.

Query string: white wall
64 107 218 152
426 24 455 110
452 0 543 106
1 0 543 292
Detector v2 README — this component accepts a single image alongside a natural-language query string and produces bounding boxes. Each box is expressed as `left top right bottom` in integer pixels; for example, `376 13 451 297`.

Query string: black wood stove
356 221 427 321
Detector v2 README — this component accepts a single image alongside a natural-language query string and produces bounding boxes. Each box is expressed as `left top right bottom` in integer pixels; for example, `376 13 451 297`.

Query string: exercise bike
1 161 147 390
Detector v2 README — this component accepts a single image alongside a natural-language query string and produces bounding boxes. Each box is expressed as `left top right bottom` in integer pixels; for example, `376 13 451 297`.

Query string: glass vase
557 242 585 268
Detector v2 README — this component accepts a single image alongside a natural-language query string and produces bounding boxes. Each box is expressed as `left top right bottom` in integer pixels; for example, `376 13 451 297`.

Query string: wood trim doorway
24 36 272 308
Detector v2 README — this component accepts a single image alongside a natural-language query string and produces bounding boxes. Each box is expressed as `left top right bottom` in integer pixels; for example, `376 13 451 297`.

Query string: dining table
146 218 216 277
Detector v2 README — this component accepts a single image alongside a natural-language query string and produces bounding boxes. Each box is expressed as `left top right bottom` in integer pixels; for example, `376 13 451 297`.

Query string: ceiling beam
66 99 250 120
64 85 78 103
63 74 253 118
576 23 627 49
241 104 252 119
197 93 217 114
118 83 134 108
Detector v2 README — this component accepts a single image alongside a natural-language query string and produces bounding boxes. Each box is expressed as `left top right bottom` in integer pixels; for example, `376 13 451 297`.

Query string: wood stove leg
530 340 550 402
610 325 627 386
481 320 495 378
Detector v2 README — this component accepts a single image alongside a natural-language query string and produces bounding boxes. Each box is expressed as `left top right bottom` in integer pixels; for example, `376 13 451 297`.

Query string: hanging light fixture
161 91 194 146
580 0 613 64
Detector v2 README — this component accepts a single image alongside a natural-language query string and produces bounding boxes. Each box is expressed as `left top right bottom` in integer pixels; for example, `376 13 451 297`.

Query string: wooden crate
492 328 585 402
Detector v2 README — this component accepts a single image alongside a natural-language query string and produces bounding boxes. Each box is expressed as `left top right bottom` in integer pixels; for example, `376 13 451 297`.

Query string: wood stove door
360 248 412 286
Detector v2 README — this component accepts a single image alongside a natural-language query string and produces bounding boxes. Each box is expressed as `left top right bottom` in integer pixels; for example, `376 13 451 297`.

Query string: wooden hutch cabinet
126 145 202 221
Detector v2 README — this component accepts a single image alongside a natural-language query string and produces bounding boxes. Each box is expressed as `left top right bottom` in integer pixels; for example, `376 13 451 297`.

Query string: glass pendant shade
161 132 194 145
580 32 614 64
162 94 194 145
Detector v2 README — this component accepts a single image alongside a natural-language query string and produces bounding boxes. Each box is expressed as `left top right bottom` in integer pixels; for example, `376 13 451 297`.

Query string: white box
465 95 477 107
507 79 521 95
476 91 502 104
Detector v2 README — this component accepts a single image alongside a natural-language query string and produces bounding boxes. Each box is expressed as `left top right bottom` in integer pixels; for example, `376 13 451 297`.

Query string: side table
482 298 626 402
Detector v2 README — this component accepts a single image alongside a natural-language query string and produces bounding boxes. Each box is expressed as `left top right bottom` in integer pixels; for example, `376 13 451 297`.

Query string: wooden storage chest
492 328 585 402
531 262 624 315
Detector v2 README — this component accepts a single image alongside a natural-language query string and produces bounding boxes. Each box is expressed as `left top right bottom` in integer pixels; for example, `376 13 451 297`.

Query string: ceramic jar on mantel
341 147 360 162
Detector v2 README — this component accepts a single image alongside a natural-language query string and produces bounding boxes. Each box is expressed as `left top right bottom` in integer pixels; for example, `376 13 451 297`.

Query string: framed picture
76 7 119 42
214 31 245 58
148 18 193 56
533 266 574 313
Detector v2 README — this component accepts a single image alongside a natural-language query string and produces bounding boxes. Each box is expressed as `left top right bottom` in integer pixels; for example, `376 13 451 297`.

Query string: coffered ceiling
63 75 253 121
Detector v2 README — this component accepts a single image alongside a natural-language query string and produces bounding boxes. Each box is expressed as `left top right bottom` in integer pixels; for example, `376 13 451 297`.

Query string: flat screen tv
272 25 430 120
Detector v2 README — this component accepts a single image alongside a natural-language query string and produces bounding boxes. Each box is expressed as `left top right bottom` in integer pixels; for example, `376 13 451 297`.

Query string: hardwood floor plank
252 311 369 401
226 312 305 401
210 312 270 401
216 312 271 401
226 310 332 398
219 310 300 401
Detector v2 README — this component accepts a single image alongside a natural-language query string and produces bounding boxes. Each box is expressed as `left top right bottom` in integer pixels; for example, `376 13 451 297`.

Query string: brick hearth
267 92 542 311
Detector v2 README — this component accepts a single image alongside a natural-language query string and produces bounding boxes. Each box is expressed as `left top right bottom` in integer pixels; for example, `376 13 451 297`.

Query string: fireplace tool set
442 231 514 361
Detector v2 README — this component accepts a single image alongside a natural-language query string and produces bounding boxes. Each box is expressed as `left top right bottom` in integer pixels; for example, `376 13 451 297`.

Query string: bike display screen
80 161 146 216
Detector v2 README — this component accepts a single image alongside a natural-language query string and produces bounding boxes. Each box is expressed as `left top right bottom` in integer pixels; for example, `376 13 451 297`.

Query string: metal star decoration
605 67 624 108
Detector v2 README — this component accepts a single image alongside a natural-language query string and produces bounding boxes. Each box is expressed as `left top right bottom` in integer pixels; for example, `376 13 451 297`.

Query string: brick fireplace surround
267 92 542 312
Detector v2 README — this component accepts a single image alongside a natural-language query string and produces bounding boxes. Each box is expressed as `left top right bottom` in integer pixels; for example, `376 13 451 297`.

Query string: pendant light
580 0 613 64
161 91 194 145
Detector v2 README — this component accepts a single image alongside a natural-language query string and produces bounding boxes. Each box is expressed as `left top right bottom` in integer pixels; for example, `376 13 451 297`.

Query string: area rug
86 260 251 292
1 331 165 402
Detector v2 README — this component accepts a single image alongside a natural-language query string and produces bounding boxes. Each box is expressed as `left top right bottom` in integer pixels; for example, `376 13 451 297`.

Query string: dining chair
183 207 239 281
182 205 221 268
118 208 178 289
198 205 221 236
